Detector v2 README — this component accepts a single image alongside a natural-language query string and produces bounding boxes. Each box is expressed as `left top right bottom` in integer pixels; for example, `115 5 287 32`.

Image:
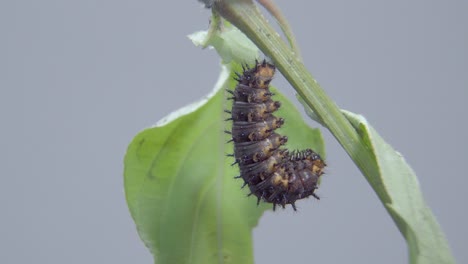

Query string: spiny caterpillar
225 60 326 211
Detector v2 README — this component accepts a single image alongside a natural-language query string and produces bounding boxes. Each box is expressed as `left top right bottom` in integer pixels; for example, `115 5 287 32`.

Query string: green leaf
303 104 455 263
124 22 325 264
188 13 259 64
340 111 454 264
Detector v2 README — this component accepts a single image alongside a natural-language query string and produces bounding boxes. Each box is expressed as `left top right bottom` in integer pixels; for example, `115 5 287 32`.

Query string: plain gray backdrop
1 1 466 263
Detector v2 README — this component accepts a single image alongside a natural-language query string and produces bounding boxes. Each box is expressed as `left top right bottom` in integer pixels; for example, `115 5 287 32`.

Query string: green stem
213 0 388 201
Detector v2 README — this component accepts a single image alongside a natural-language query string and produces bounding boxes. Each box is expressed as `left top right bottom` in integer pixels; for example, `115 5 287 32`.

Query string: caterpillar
225 60 326 211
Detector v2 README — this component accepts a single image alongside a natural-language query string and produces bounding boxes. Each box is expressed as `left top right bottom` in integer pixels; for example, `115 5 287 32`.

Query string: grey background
1 1 466 263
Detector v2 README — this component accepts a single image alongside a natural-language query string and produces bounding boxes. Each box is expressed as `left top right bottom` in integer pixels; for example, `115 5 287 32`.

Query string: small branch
256 0 301 58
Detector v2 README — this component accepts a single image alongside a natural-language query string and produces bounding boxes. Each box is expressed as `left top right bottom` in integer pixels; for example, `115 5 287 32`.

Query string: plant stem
213 0 388 199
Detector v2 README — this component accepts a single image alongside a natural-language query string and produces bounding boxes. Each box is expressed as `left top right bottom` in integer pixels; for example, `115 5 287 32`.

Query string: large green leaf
124 21 325 264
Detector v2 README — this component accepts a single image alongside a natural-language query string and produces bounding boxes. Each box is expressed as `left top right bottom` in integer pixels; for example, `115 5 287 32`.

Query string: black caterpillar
225 60 326 211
